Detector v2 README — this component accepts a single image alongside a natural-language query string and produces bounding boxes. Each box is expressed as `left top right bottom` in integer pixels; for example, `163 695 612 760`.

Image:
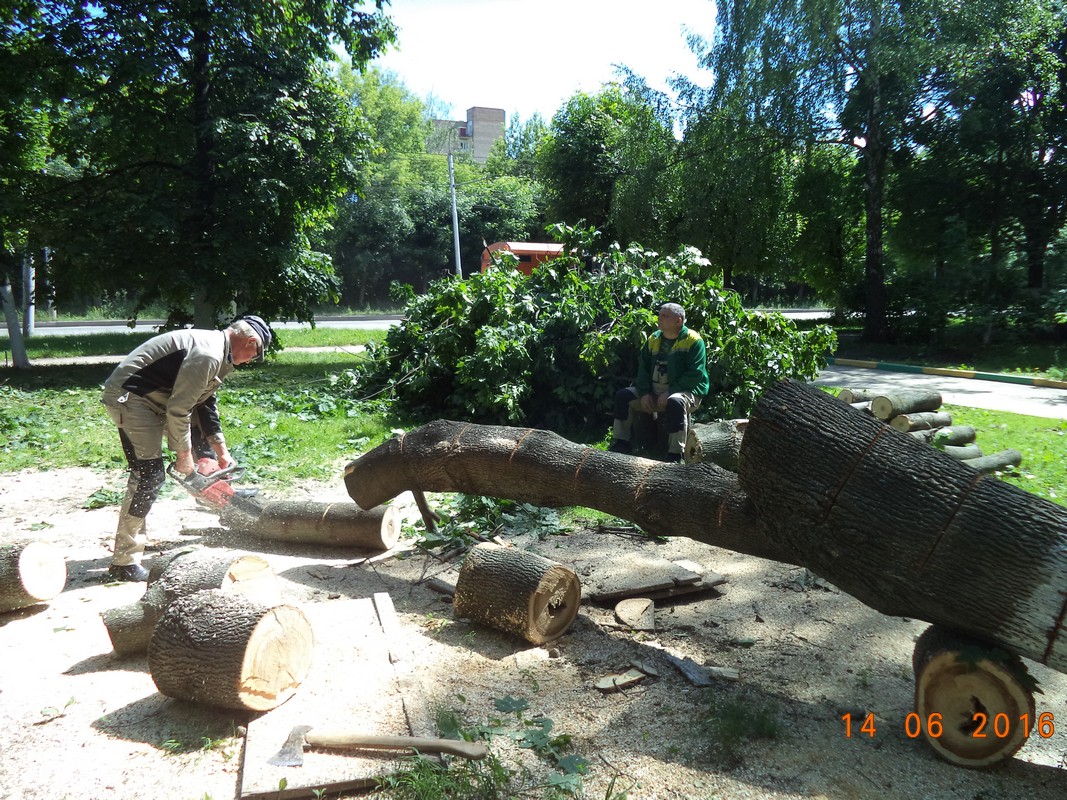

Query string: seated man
608 303 709 462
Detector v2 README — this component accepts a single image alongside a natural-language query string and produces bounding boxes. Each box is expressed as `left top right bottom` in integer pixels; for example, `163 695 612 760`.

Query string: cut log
102 548 281 656
220 501 400 550
837 388 877 404
149 588 313 711
960 449 1023 475
453 543 581 644
690 420 747 471
940 444 983 461
871 390 943 421
912 625 1035 768
908 426 977 446
890 411 953 432
0 540 67 612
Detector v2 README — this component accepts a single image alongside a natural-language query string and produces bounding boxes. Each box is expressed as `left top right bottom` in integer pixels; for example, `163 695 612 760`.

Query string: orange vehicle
480 241 565 276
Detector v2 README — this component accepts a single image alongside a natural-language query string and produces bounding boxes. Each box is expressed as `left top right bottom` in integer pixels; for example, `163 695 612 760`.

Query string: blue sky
372 0 717 124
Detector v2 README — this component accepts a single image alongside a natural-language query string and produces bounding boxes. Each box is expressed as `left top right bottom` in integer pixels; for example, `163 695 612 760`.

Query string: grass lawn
2 324 1063 508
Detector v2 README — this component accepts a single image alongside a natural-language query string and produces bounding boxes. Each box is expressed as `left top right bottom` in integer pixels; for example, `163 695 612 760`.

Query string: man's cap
235 314 272 358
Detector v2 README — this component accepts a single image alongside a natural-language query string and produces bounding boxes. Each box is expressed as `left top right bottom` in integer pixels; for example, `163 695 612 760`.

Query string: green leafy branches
346 233 836 433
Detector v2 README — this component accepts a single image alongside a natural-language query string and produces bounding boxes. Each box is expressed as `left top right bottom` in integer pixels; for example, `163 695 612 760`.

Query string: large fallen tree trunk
343 380 1067 676
344 420 770 561
738 379 1067 674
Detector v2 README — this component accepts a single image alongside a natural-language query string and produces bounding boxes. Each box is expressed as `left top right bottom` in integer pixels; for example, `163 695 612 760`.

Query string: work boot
112 510 147 566
608 440 632 454
108 562 149 582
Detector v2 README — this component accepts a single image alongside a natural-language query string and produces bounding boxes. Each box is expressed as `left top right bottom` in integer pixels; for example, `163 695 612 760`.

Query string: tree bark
739 379 1067 674
344 380 1067 675
343 420 769 560
219 501 400 550
149 589 312 711
102 548 280 656
0 541 66 612
454 543 581 644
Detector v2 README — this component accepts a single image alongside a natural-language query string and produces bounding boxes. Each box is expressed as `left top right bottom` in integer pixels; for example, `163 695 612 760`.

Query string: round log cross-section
912 625 1036 768
149 589 313 711
453 543 581 644
0 540 67 612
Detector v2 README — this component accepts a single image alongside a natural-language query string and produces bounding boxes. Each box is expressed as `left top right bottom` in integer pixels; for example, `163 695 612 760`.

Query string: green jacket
636 325 710 397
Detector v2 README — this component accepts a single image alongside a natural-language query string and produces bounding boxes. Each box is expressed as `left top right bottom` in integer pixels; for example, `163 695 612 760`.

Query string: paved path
813 364 1067 420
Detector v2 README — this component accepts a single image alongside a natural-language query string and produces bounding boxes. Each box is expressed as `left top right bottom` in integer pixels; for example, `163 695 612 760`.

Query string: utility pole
448 149 462 278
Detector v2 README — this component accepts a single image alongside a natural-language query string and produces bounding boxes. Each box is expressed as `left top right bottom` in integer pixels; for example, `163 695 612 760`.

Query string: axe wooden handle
304 730 487 760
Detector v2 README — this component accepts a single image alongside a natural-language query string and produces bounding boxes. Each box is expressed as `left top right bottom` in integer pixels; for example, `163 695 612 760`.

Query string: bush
343 234 836 435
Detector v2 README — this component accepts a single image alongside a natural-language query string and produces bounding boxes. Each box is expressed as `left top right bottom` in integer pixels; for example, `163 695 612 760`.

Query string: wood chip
614 597 656 630
594 668 647 692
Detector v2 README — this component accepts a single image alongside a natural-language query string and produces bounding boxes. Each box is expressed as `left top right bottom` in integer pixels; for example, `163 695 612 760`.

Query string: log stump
453 543 581 644
913 625 1035 768
0 540 67 612
102 548 281 656
220 501 400 550
149 589 313 711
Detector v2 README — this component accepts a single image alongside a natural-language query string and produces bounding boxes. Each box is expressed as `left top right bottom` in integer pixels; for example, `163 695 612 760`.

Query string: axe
267 725 488 767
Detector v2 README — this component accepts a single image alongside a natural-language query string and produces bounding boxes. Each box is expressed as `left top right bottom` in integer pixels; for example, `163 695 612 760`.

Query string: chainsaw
168 457 264 515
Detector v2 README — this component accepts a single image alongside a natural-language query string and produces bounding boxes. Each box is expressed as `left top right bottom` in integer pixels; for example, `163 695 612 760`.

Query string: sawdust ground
1 465 1066 800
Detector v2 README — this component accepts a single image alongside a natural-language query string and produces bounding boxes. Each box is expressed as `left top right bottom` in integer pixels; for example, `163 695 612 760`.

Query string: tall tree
14 1 395 327
699 0 935 341
906 1 1067 295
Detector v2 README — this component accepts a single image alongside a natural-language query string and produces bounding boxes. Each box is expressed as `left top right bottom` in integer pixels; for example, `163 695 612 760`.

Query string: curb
826 357 1067 390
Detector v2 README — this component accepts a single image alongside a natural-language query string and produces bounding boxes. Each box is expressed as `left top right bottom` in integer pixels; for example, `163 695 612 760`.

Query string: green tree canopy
8 0 395 327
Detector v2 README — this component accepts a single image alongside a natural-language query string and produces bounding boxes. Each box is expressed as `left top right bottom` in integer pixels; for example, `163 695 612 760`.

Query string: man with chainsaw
100 315 272 582
608 303 709 462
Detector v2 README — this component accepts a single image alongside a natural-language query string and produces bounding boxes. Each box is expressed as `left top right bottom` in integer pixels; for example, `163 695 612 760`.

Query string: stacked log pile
837 388 1023 474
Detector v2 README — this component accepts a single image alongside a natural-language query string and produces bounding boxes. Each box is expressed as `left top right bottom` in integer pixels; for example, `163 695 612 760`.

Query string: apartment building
430 106 505 164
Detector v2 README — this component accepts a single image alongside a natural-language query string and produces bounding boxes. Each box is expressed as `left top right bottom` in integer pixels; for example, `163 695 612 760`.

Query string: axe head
267 724 313 767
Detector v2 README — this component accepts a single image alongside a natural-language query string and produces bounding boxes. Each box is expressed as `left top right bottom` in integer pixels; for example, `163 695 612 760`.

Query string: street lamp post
448 148 462 278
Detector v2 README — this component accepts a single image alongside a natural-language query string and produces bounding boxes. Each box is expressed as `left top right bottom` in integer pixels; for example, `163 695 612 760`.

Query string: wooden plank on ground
238 597 411 800
372 592 436 738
